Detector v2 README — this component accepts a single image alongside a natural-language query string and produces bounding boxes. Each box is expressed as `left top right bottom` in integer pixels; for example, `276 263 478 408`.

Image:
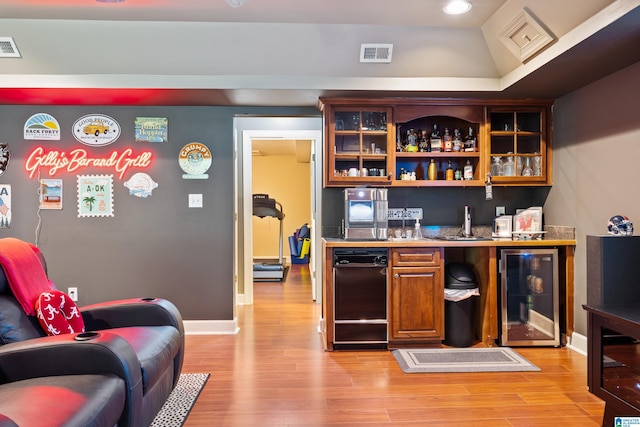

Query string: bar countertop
323 237 576 248
323 225 575 248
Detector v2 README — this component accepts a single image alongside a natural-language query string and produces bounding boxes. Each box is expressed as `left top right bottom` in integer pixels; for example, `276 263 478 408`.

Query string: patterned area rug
392 347 540 373
150 373 210 427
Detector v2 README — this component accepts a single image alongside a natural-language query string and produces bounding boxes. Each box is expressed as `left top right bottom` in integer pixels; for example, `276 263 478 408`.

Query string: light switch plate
189 194 203 208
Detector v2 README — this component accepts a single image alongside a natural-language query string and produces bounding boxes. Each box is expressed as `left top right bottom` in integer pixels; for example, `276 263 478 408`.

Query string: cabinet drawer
392 248 442 266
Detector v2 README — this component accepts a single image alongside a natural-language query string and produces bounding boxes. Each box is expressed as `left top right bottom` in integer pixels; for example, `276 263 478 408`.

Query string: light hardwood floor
182 264 605 426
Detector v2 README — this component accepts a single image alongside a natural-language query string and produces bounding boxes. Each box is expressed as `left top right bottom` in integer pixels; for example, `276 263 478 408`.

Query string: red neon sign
25 147 153 180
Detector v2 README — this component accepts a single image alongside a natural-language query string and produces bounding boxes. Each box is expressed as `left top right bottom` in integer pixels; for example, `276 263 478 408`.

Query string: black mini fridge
499 249 560 346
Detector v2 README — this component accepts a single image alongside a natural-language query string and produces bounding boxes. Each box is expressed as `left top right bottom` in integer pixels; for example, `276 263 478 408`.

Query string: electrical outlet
496 206 506 217
67 287 78 301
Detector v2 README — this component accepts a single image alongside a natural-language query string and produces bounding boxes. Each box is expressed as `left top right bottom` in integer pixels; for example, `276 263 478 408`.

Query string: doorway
233 116 323 308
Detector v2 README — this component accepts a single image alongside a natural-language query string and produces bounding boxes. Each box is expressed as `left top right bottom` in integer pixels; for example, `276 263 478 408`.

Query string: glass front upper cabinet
487 107 550 185
325 106 394 186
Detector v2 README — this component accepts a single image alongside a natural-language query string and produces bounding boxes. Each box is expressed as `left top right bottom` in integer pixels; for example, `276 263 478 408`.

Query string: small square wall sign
77 175 114 218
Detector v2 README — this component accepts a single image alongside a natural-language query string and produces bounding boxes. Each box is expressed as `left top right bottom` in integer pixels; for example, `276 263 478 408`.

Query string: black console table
584 304 640 426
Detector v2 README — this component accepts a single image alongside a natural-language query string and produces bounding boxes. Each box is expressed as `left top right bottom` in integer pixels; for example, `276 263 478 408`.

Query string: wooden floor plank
182 264 605 426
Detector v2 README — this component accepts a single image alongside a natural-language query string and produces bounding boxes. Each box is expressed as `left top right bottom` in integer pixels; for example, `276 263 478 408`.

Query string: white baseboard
566 331 588 356
184 319 239 335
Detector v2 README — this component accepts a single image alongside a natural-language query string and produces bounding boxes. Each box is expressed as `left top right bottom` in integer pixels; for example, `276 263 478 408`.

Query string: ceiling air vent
360 44 393 63
0 37 20 58
498 8 554 63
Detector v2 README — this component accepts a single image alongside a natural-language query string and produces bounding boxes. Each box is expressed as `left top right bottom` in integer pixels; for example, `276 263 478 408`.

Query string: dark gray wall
546 60 640 337
0 105 316 320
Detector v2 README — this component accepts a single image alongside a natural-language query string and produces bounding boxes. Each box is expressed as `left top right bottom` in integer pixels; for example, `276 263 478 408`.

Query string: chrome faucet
463 205 472 237
401 208 407 237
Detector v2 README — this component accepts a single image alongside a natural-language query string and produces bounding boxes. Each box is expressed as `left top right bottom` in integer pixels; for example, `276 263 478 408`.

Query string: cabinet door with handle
390 266 444 341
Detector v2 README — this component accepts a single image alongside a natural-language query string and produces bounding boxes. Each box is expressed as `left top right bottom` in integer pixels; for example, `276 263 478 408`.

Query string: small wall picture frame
77 174 114 218
0 184 11 228
39 179 63 210
493 215 512 238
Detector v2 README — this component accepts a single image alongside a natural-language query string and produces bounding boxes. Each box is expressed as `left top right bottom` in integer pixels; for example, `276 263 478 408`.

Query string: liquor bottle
526 294 534 336
396 127 404 152
463 160 473 180
443 128 452 152
464 127 477 152
406 129 418 152
446 160 454 180
428 159 437 180
429 124 442 152
419 129 428 151
452 128 462 152
454 167 462 180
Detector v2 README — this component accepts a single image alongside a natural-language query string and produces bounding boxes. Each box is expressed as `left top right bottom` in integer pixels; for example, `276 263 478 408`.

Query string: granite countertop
322 225 576 247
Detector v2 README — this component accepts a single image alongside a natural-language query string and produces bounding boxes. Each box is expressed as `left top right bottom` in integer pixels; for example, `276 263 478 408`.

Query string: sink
388 237 437 242
435 235 491 241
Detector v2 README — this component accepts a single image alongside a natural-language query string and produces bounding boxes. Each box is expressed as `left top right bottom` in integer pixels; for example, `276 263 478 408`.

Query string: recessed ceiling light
443 0 472 15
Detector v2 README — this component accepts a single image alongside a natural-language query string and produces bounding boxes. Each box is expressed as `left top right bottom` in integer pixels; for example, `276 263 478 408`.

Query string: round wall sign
178 142 212 179
72 114 121 147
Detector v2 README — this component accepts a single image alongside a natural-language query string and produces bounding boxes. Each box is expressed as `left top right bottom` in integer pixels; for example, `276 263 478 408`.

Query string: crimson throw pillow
35 290 85 336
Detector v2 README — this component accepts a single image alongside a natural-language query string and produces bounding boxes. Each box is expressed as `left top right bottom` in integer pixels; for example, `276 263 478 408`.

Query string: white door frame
234 117 323 306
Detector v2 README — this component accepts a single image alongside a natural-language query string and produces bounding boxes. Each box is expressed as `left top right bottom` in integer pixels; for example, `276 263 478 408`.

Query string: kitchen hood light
444 1 472 15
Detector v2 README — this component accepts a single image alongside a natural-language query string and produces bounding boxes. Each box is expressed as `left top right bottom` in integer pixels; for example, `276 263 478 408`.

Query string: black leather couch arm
0 331 143 427
0 331 142 385
81 297 186 391
81 298 184 335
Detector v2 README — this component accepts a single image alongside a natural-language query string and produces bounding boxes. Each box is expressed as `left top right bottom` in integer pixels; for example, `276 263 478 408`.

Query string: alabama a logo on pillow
35 290 85 336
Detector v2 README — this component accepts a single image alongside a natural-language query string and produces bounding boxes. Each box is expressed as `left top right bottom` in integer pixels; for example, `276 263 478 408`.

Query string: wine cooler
499 249 560 346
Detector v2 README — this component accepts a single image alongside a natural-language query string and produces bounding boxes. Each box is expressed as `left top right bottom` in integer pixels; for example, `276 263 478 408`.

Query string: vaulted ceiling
0 0 639 106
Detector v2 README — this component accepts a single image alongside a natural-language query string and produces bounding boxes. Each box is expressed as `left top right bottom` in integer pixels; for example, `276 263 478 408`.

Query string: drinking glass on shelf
522 158 533 176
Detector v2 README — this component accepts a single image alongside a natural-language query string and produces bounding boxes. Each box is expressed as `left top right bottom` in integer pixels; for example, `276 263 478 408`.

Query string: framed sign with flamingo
77 174 114 218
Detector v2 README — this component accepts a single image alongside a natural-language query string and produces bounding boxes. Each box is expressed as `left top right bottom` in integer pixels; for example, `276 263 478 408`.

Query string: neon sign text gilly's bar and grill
25 147 153 180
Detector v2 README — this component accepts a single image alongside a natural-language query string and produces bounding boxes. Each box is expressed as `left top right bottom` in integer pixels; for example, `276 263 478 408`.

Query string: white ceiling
0 0 639 106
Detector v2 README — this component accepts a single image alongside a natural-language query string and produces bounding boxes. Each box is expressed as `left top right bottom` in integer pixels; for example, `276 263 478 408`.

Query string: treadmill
252 194 287 281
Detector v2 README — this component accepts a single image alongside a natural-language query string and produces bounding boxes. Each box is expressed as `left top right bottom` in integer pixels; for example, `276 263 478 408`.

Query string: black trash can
444 263 478 347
